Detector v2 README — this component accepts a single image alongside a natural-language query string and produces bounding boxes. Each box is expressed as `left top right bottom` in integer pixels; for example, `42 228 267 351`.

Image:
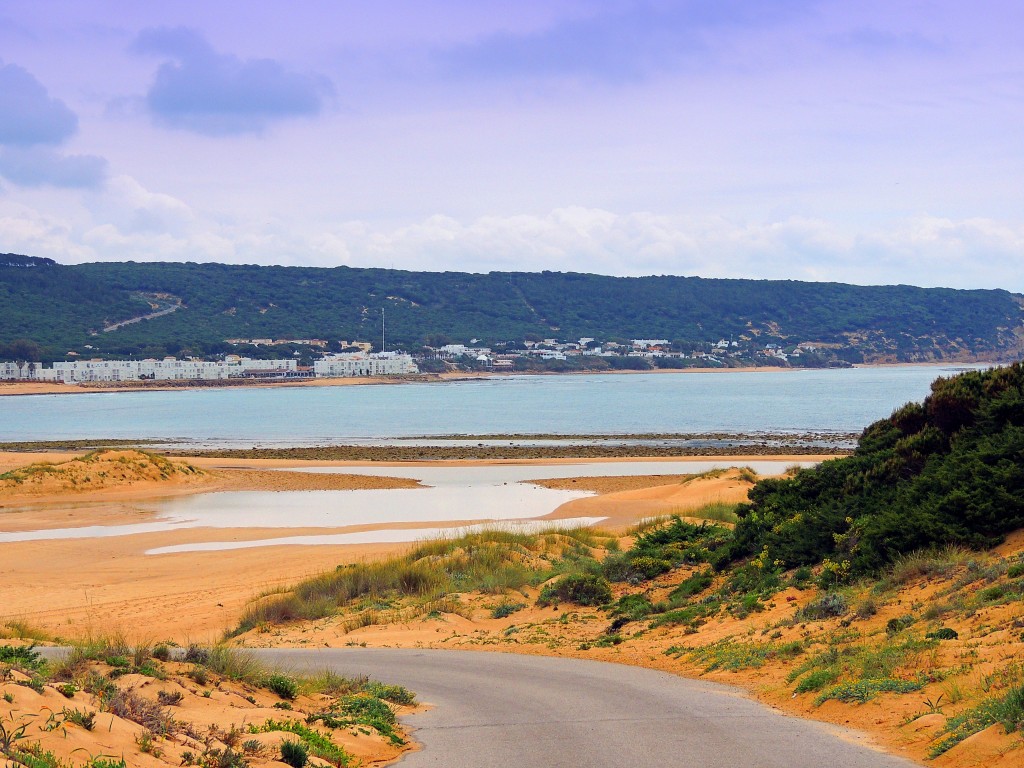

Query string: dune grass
232 527 607 636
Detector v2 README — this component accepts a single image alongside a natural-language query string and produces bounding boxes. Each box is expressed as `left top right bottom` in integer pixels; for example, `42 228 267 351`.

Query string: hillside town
0 351 418 383
0 335 847 384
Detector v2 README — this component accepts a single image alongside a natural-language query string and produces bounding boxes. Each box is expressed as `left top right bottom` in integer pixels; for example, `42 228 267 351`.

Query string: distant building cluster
0 351 417 383
424 337 822 368
313 352 419 377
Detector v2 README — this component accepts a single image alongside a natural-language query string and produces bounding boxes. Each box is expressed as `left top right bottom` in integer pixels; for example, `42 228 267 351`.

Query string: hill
2 256 1023 362
726 362 1024 576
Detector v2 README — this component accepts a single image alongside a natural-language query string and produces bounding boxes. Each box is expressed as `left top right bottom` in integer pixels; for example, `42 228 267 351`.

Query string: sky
0 0 1022 290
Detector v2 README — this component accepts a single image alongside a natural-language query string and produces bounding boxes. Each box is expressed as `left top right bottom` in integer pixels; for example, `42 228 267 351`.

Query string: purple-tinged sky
0 1 1021 289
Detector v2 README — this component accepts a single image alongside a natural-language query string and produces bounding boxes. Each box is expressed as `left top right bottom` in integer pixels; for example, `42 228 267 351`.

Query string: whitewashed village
0 334 835 384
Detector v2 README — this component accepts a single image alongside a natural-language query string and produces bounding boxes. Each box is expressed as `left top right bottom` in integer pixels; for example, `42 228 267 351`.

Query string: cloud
132 27 334 135
0 62 78 146
440 0 814 81
3 192 1022 293
0 62 106 189
305 209 1024 291
0 147 106 188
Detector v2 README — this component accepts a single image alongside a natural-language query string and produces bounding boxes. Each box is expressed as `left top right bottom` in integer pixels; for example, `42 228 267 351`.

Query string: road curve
256 648 918 768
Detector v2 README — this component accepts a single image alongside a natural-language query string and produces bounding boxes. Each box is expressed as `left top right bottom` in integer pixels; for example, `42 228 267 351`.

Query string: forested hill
2 256 1023 362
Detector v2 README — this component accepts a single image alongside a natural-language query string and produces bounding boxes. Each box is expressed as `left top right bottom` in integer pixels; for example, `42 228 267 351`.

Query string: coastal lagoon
0 366 973 446
0 459 812 550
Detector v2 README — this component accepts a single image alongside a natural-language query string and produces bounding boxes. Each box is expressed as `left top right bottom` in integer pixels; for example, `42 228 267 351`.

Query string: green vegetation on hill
2 256 1022 361
725 363 1024 577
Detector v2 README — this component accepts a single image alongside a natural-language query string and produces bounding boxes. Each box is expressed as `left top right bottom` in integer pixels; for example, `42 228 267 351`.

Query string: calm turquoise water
0 367 972 446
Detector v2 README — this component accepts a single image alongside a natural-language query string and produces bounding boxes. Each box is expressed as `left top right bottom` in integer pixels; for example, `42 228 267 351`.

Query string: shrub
814 677 923 705
1007 563 1024 579
490 601 526 619
152 644 171 662
183 645 210 665
886 615 915 636
854 598 878 619
795 593 848 621
0 645 43 671
612 594 654 621
793 669 840 694
265 674 298 700
63 708 96 730
157 690 184 706
603 555 672 584
280 741 308 768
925 627 959 641
362 681 415 707
668 570 713 601
537 574 612 607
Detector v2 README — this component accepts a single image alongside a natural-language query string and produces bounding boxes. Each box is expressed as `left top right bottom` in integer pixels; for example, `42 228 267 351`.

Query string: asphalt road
257 648 919 768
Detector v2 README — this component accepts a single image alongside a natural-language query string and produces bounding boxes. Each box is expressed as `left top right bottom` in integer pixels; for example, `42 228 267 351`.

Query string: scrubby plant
537 573 612 607
489 601 526 619
886 615 915 636
62 708 96 730
265 674 298 700
795 592 848 621
667 570 713 601
279 741 308 768
156 689 183 706
925 627 959 640
602 554 671 584
725 364 1024 577
793 668 840 694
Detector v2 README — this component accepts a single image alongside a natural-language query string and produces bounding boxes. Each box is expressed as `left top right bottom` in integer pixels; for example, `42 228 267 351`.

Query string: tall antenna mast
381 306 386 353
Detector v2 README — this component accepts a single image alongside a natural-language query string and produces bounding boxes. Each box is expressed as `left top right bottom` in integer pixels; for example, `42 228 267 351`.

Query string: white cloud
2 191 1022 292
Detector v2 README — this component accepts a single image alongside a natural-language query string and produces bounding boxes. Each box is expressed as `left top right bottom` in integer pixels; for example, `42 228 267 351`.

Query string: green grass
251 720 351 767
930 684 1024 756
814 677 924 705
233 528 607 634
681 639 805 672
676 502 740 524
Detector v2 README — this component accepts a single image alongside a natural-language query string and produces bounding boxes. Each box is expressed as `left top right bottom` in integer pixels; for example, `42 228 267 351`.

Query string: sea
0 365 980 448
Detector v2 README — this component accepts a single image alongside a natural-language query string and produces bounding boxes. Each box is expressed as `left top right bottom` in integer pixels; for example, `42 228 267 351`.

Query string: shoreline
0 360 982 397
0 452 811 638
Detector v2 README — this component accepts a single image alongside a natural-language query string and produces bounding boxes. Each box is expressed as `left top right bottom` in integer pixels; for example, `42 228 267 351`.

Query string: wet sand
0 451 821 639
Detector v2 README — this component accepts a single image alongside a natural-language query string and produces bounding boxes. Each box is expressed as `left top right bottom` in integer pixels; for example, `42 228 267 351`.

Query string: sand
0 451 786 639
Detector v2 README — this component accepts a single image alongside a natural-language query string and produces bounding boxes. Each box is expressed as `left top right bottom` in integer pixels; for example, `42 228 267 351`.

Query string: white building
313 352 418 377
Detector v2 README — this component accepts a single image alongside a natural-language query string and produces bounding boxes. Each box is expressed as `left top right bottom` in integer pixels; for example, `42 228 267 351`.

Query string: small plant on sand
538 573 612 607
62 708 96 731
264 674 298 700
279 741 308 768
490 601 526 619
157 689 184 706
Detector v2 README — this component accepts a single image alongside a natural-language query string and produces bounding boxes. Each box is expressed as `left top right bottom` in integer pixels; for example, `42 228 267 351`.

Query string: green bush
795 593 848 621
793 668 840 694
603 555 671 584
537 573 612 607
668 570 713 601
279 741 308 768
886 615 915 636
489 601 526 619
726 364 1024 577
925 627 959 641
613 594 654 621
265 674 299 700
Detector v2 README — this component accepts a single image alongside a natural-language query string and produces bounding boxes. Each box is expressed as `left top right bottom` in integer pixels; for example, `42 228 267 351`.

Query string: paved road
257 648 918 768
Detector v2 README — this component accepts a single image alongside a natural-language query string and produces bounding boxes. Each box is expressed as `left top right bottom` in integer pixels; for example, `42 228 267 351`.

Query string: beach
0 450 821 638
